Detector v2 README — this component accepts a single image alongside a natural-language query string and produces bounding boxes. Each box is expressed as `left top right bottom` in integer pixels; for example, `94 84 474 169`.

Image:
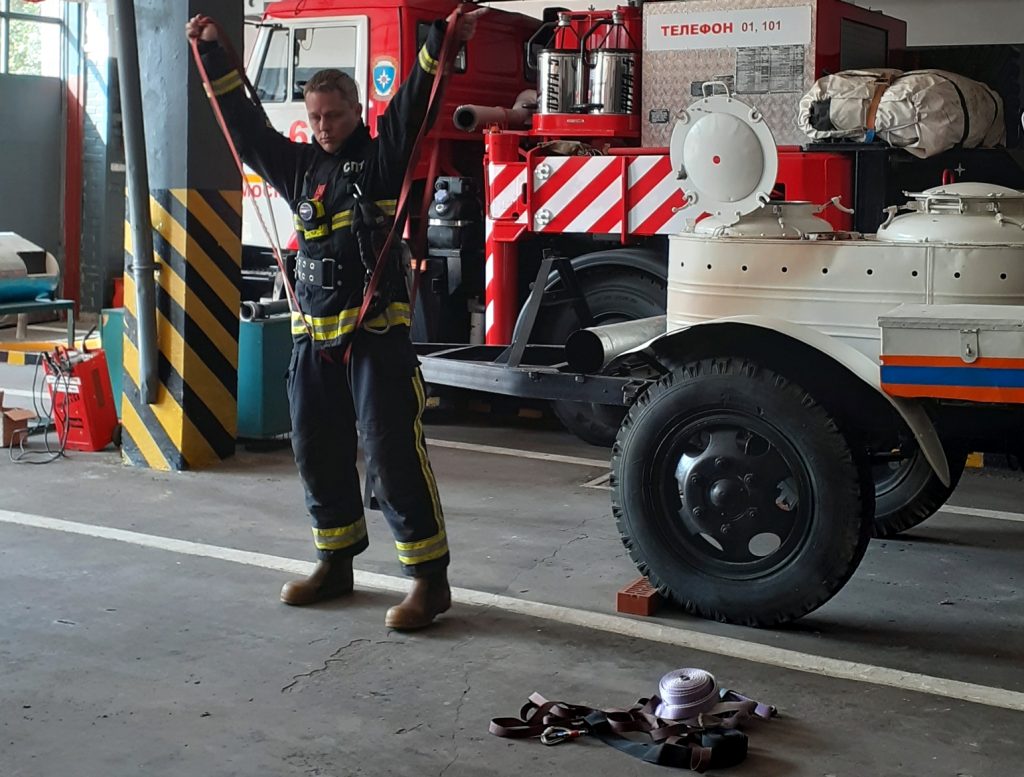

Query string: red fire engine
244 0 1024 445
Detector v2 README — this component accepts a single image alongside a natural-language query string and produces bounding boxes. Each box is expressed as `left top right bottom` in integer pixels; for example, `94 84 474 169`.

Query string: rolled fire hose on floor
655 668 720 720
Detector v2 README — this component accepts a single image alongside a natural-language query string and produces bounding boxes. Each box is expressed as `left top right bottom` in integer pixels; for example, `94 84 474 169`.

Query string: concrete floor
1 357 1022 776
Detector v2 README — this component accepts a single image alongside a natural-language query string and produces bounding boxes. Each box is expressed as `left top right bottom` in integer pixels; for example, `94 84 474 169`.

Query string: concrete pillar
121 0 242 471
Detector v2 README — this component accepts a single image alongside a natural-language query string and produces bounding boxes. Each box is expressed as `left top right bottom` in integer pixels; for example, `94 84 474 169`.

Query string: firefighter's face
305 90 362 154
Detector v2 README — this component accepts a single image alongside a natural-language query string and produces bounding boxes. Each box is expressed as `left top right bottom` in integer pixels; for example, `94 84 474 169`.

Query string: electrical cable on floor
10 352 72 465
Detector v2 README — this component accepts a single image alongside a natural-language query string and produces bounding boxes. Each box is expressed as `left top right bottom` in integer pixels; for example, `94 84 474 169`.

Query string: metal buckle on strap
540 726 586 746
295 256 336 289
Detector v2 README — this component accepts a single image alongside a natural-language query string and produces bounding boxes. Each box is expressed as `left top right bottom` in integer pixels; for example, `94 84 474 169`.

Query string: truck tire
611 358 874 627
539 267 666 447
872 447 967 538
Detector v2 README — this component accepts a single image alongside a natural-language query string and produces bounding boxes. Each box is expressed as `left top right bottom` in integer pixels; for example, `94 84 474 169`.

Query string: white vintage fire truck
244 0 1024 625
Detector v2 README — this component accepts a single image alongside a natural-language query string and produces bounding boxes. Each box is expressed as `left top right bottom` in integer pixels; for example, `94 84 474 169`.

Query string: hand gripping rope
189 7 470 357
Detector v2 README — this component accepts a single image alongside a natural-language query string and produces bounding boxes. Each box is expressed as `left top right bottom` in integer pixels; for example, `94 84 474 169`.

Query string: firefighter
186 7 486 630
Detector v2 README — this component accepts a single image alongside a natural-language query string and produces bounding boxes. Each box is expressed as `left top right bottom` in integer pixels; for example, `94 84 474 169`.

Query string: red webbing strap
342 5 468 364
188 18 313 339
407 137 442 316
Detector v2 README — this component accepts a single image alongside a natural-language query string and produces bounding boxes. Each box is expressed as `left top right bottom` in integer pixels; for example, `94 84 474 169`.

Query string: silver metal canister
588 49 638 115
537 50 584 114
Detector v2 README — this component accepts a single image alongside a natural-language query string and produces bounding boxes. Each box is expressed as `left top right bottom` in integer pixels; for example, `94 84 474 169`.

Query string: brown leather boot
280 558 354 606
384 571 451 630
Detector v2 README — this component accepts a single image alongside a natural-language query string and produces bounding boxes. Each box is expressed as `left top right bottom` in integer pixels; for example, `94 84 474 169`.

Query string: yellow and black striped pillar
120 0 243 471
121 189 241 470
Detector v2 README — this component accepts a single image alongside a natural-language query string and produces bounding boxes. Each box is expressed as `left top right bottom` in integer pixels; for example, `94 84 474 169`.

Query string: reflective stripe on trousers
286 325 448 575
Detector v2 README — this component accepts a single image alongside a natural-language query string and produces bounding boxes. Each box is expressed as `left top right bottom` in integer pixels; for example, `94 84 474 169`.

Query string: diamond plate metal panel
642 0 818 148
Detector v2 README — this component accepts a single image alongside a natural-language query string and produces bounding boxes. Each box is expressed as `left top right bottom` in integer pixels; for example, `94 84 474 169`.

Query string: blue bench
0 298 75 345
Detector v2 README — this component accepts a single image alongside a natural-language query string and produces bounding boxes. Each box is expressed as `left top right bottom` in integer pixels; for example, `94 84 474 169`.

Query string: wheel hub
671 421 806 569
708 478 744 513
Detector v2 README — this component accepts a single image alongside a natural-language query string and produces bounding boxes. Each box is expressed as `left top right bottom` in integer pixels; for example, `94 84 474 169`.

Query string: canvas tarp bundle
798 68 1005 158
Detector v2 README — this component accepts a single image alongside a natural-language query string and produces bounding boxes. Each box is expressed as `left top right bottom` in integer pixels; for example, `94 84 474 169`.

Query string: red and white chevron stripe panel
626 156 690 235
484 216 495 336
488 163 528 222
531 156 625 235
486 155 689 237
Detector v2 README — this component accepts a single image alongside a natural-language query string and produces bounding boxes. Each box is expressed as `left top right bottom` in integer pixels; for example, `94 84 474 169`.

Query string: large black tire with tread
611 358 874 627
872 447 967 538
539 268 666 447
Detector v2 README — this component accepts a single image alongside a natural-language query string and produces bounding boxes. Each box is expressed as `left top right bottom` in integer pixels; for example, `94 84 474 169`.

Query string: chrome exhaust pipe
565 316 666 373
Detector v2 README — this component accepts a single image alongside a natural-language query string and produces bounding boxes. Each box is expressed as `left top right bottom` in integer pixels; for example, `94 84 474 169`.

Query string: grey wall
80 55 125 312
0 74 63 262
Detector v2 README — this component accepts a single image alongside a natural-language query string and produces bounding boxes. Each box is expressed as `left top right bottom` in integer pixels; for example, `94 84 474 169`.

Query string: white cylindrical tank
668 233 1024 360
877 183 1024 245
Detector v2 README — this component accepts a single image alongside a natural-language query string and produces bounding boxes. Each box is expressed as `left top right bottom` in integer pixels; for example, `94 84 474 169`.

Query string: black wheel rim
872 447 919 500
647 411 815 580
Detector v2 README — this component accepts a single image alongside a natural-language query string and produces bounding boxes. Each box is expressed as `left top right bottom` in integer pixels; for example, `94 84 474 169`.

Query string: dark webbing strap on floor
488 682 775 773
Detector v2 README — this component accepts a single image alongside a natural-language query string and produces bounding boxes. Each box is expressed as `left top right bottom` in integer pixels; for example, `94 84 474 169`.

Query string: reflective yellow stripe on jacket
293 210 352 239
292 200 398 239
418 46 438 75
291 301 412 339
206 69 242 97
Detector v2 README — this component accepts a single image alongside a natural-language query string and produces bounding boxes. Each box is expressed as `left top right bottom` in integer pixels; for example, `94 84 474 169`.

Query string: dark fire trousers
287 325 449 577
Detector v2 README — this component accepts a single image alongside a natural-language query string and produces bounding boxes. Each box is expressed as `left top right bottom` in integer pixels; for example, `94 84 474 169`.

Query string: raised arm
371 7 486 192
187 15 310 204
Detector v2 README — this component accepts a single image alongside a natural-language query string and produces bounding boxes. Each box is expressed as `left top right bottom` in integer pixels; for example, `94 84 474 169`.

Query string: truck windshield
254 27 288 102
293 26 358 100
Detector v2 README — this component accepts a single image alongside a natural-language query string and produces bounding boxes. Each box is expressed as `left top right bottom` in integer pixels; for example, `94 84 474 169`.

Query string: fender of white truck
619 315 951 486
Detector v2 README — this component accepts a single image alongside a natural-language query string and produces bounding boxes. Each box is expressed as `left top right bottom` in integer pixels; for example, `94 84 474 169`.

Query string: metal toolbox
879 303 1024 404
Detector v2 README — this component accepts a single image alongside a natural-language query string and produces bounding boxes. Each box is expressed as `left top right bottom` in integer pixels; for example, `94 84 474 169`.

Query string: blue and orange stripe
880 355 1024 404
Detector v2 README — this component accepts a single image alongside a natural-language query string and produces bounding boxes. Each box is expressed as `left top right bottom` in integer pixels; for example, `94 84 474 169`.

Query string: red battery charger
44 347 118 452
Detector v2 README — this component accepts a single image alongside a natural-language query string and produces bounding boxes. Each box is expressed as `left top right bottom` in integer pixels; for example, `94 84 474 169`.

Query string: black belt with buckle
295 256 337 289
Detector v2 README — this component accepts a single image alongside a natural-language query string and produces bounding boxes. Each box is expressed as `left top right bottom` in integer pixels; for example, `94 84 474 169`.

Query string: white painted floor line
21 325 72 334
3 508 1024 714
0 388 37 398
582 472 613 490
428 438 608 469
940 505 1024 524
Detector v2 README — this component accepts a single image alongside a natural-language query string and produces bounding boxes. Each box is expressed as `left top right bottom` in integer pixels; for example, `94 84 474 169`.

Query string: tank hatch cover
669 94 779 227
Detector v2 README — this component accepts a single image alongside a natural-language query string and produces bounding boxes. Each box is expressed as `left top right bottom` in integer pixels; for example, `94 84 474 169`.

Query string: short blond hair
302 69 360 104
